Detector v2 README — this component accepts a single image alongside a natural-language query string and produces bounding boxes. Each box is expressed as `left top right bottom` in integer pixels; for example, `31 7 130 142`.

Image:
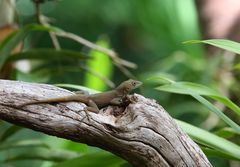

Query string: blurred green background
0 0 239 167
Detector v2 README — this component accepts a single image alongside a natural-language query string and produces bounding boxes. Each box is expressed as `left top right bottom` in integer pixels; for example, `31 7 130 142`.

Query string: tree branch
0 80 212 167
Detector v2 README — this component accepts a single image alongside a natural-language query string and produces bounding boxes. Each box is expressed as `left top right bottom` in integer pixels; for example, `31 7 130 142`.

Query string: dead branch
0 80 212 167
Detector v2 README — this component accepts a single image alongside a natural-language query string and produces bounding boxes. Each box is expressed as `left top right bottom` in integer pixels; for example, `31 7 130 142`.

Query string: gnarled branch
0 80 212 167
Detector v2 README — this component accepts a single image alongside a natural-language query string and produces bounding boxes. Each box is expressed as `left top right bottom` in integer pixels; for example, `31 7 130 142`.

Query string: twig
114 63 136 79
40 15 61 50
81 65 115 88
33 2 137 77
55 31 137 69
33 0 41 24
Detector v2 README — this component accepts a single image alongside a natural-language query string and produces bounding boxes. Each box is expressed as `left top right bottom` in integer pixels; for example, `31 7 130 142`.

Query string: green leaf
169 101 208 118
201 147 240 161
234 63 240 70
0 24 62 69
156 81 240 116
14 69 50 83
2 148 79 162
154 77 240 133
191 94 240 133
0 140 50 151
0 125 22 142
7 48 88 62
156 83 240 133
214 127 239 139
51 151 126 167
156 81 220 95
147 74 175 84
176 120 240 160
63 141 89 154
184 39 240 55
84 36 114 91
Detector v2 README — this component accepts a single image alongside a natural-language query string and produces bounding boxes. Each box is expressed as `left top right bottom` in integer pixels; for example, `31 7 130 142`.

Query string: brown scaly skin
18 79 142 113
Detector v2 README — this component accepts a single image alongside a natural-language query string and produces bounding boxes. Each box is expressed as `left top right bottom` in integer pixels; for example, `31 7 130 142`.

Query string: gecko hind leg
79 100 99 122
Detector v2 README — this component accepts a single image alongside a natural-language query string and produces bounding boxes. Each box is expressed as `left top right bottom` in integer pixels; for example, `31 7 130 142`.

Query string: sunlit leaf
234 63 240 70
84 36 114 91
184 39 240 55
176 120 240 160
63 141 89 154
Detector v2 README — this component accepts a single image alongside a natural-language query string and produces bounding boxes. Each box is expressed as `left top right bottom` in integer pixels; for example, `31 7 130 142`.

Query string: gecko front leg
109 97 124 106
85 99 99 113
110 96 131 107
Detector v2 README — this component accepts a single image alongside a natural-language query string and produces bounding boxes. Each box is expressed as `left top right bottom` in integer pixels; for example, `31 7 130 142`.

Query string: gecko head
116 79 142 94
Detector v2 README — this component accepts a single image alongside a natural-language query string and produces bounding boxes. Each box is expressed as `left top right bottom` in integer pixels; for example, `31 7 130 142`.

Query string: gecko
18 79 142 113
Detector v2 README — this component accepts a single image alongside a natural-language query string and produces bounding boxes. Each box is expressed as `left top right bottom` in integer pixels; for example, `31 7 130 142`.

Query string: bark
0 79 212 167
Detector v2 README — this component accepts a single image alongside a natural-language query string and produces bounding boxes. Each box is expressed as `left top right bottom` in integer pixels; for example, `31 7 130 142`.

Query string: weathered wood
0 79 212 167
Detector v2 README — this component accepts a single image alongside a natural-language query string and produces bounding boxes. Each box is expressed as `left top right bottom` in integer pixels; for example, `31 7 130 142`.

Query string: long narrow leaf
0 140 50 151
0 24 61 69
192 94 240 133
201 147 240 161
155 77 240 133
176 120 240 160
156 82 240 116
214 127 239 139
2 149 79 162
156 84 240 133
7 48 88 62
51 151 125 167
184 39 240 55
0 125 22 142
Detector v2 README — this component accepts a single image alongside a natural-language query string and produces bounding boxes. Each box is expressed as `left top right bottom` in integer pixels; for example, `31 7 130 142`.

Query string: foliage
185 39 240 55
155 79 240 131
176 120 240 161
0 124 79 166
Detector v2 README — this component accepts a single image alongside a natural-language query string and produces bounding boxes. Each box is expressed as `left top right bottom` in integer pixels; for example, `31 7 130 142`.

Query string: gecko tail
18 95 83 107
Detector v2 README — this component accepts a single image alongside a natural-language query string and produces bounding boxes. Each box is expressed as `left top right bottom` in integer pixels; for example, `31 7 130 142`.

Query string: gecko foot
79 109 91 123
